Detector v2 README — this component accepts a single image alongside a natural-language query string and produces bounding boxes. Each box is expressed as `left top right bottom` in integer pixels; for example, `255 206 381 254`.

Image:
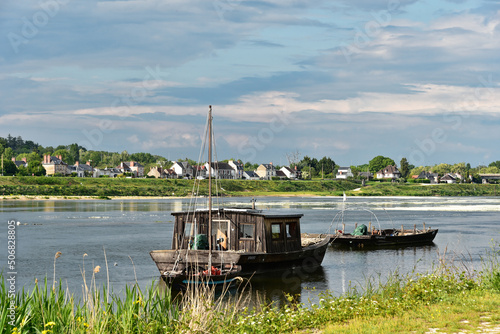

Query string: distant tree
399 157 410 178
350 165 360 178
2 160 17 176
489 161 500 169
368 156 395 174
479 166 500 174
3 147 14 160
431 163 451 175
53 149 70 162
318 156 336 178
285 149 301 166
120 150 129 162
69 143 80 164
28 161 46 176
27 152 42 163
16 165 29 176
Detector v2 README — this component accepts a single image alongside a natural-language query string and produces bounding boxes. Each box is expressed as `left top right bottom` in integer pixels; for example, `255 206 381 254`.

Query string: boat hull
150 236 330 289
331 229 438 248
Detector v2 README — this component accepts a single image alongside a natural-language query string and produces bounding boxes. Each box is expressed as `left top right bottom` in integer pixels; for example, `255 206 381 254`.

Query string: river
1 196 500 305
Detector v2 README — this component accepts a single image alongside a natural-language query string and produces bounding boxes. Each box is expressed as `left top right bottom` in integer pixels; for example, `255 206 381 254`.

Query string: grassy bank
2 245 500 333
1 176 500 198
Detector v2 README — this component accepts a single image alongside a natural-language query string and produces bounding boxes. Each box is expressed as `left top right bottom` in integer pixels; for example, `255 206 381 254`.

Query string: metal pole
208 105 213 272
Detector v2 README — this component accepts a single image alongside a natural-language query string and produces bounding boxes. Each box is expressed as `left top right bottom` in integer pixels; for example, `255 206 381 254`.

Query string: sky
1 0 499 167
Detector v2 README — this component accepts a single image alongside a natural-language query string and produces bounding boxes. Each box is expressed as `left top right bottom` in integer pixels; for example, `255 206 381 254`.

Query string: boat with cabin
149 106 330 289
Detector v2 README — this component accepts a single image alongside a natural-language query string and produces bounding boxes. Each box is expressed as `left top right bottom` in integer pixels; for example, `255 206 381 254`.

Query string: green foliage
368 156 395 174
2 160 17 176
400 157 410 178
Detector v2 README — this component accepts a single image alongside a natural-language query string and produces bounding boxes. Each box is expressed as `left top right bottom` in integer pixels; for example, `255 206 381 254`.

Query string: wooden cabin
171 208 303 254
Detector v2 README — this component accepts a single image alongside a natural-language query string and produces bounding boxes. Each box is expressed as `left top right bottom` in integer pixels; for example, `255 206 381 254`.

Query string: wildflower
45 322 56 327
84 323 89 328
54 251 62 259
94 265 101 273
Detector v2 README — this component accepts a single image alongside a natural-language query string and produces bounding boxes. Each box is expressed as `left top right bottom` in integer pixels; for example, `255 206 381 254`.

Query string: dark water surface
2 196 499 304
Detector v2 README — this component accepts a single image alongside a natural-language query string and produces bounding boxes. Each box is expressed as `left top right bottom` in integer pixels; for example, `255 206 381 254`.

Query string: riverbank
1 176 500 198
2 245 499 333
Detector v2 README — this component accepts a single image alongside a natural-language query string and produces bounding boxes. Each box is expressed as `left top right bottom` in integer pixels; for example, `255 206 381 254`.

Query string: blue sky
1 0 499 167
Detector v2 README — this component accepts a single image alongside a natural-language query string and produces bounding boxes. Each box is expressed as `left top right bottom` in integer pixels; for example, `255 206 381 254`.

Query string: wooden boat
331 223 438 248
329 200 438 248
150 106 330 289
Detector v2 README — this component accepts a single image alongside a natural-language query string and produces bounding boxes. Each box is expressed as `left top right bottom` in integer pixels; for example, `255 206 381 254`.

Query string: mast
208 105 212 271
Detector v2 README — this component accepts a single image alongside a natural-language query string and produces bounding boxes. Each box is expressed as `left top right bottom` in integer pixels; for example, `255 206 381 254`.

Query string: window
239 224 255 239
286 222 297 238
271 223 282 239
184 222 195 237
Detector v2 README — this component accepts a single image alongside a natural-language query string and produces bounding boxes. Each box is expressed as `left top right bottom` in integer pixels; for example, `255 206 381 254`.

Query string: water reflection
1 197 499 304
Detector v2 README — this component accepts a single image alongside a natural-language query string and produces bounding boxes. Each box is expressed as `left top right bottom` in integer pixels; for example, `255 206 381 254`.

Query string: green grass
2 244 500 333
1 176 500 198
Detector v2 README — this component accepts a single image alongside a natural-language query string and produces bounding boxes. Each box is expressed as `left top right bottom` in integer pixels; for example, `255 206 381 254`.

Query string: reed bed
2 243 499 333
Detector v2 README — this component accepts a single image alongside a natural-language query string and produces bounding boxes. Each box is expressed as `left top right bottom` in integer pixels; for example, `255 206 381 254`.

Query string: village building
228 160 244 179
376 165 402 180
11 157 28 168
243 171 259 180
280 166 298 180
416 171 439 183
205 162 234 179
68 161 93 177
255 163 276 180
172 161 194 179
336 167 354 179
42 155 69 176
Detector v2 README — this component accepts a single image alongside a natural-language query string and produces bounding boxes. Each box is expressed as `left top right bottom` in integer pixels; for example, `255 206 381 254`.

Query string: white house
204 162 235 179
280 166 297 180
376 165 402 179
336 167 353 179
172 161 194 179
228 160 244 179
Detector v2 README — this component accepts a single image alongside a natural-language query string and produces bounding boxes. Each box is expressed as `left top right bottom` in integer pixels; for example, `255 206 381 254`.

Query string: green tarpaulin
352 224 368 236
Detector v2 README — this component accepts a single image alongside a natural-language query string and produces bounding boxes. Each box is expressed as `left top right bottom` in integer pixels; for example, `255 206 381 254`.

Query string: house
376 165 402 179
280 166 298 180
11 157 28 168
148 166 168 178
440 173 463 184
359 172 373 180
205 162 234 179
192 165 207 179
128 161 144 177
275 170 287 180
243 171 259 180
228 160 244 179
172 161 194 179
336 167 354 179
68 161 93 177
93 167 122 178
42 155 69 176
416 171 439 183
255 163 276 180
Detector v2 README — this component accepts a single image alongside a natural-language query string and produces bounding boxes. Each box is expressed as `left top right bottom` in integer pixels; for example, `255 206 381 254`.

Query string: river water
1 196 500 305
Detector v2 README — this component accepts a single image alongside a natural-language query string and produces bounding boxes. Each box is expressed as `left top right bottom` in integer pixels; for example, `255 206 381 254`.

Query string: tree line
1 135 499 179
